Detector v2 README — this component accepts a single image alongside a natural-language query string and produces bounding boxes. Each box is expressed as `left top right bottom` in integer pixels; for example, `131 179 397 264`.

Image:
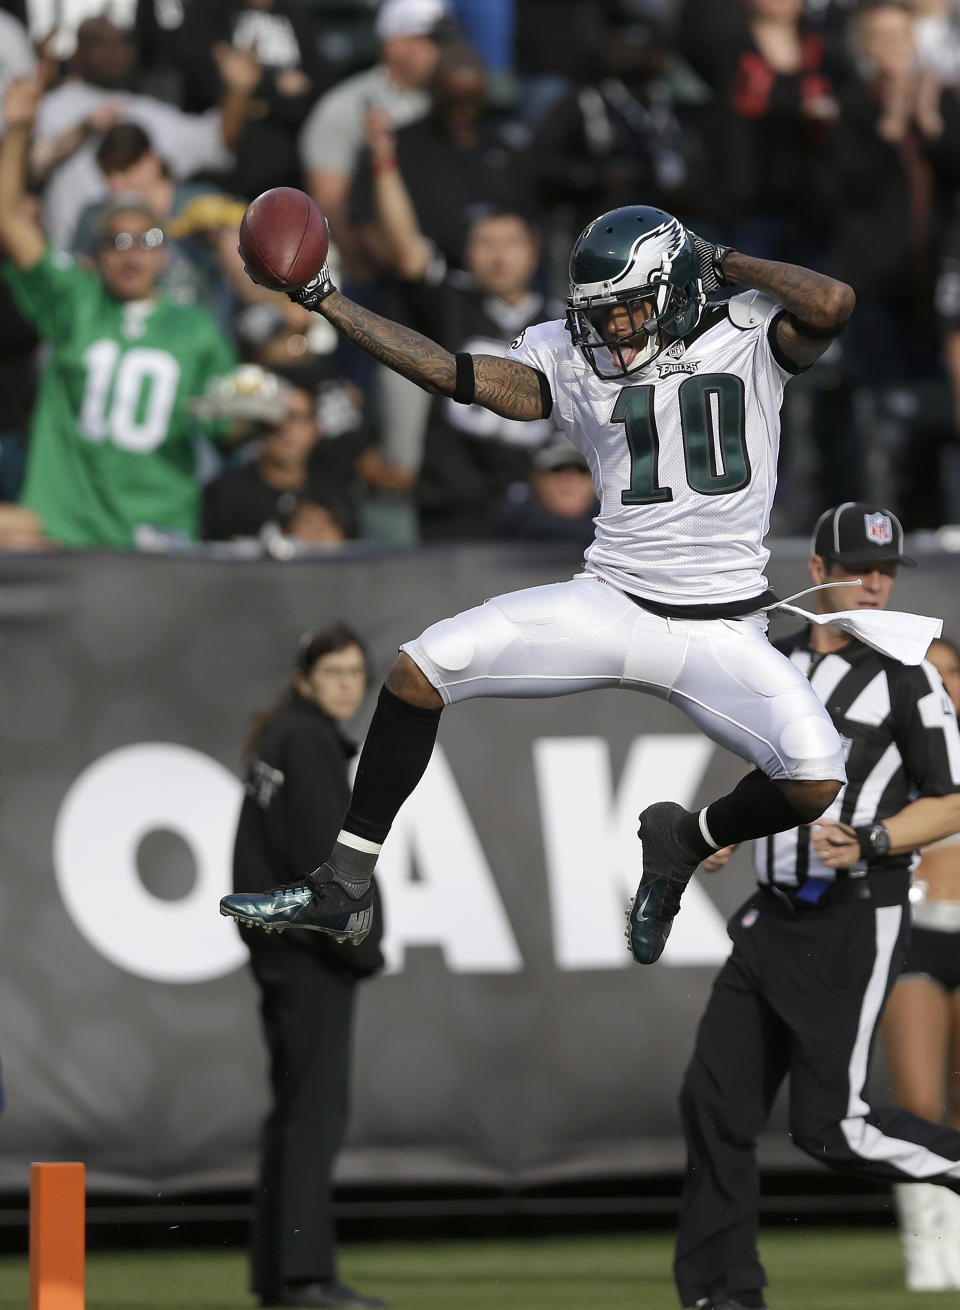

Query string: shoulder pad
511 317 566 350
726 290 779 329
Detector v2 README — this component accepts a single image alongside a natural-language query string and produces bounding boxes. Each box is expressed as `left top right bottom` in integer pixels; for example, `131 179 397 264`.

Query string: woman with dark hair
232 623 386 1310
882 636 960 1292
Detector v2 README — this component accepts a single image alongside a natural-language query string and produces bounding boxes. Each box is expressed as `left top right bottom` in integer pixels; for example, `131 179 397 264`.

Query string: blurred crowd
0 0 959 552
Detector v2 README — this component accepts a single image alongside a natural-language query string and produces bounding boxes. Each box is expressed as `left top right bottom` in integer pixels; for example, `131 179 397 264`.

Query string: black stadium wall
0 540 956 1197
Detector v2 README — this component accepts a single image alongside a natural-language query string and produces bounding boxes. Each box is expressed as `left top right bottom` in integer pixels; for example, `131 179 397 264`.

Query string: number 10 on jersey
614 373 751 505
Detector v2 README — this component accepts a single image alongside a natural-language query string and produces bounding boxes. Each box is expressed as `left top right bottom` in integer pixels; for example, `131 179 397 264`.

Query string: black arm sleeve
767 312 809 375
534 367 554 420
453 351 475 404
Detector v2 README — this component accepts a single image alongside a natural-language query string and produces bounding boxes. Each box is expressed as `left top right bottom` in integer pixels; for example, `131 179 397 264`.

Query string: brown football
238 187 329 291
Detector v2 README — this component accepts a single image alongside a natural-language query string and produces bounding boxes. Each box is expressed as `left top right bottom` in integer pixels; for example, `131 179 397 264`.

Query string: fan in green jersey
0 74 236 550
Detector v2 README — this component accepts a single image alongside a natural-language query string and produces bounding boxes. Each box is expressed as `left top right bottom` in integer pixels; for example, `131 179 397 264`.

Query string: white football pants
401 574 846 783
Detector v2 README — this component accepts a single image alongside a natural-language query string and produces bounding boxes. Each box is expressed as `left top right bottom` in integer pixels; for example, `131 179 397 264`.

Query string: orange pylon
29 1163 85 1310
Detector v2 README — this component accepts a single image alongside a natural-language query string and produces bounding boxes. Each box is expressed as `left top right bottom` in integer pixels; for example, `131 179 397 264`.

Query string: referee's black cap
812 502 916 568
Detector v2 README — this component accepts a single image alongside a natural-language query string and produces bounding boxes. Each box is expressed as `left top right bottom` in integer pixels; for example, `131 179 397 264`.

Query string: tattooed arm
722 252 856 370
318 292 547 420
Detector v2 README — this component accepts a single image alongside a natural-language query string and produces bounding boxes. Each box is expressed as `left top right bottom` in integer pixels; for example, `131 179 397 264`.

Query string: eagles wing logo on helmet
642 216 685 271
565 205 705 380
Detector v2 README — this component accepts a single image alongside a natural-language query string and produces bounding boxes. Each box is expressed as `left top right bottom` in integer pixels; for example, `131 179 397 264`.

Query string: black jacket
232 691 383 977
823 82 960 309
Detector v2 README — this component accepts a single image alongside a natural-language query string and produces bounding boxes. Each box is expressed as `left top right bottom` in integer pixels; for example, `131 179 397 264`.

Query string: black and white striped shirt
755 630 960 889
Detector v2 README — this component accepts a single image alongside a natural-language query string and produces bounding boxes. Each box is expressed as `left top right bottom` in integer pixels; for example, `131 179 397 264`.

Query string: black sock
343 685 443 844
729 1291 766 1309
679 769 813 853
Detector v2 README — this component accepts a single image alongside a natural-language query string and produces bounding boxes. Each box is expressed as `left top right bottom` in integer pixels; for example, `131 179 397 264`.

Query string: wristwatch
855 822 891 860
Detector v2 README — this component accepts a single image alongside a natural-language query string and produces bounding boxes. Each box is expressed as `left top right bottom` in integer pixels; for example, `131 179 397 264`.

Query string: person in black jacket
202 381 364 544
674 503 960 1310
527 16 708 243
233 623 386 1310
822 2 960 380
677 0 844 260
166 0 337 198
358 105 558 538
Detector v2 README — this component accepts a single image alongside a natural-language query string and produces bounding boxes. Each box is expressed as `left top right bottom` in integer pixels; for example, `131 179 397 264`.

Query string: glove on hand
687 231 733 292
289 263 336 311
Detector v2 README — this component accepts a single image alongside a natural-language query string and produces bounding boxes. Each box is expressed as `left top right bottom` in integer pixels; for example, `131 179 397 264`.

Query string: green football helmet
565 205 705 379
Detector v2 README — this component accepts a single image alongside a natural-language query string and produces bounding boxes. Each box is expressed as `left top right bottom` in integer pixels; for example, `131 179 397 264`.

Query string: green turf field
2 1229 960 1309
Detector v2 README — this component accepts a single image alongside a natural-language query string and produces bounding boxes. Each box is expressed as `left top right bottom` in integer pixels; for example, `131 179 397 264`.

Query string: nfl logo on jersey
864 512 893 545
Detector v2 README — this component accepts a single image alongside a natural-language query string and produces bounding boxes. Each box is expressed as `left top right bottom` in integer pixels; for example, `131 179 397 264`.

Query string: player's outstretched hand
237 256 335 308
687 230 733 292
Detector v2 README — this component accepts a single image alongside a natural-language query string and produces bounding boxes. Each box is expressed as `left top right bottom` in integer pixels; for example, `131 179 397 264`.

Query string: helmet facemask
565 208 706 381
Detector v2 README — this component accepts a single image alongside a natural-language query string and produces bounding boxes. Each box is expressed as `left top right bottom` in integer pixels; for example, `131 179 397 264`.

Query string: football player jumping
222 205 856 965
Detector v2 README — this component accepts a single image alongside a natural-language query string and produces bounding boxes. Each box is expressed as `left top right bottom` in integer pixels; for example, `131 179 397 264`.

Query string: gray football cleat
220 875 373 944
627 801 702 964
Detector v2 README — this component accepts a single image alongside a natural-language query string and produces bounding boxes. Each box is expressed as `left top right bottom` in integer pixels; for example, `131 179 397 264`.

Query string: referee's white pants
401 574 846 783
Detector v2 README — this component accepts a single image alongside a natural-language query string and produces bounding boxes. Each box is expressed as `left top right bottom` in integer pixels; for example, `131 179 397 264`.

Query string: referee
674 503 960 1310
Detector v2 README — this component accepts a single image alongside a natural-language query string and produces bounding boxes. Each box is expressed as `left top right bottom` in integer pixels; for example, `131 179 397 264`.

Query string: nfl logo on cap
812 501 916 567
864 511 893 546
864 508 895 544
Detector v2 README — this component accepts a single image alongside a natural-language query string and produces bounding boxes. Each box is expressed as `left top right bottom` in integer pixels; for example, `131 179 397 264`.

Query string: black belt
762 879 872 913
761 868 910 912
625 588 778 620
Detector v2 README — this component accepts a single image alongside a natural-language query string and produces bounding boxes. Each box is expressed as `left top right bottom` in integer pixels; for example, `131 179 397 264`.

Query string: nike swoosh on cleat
633 887 656 921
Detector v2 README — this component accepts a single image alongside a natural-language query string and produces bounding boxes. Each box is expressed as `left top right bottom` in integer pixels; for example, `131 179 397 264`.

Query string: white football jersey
507 291 793 607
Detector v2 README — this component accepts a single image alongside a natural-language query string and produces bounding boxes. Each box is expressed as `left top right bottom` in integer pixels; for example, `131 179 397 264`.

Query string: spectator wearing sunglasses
0 75 237 551
71 122 248 332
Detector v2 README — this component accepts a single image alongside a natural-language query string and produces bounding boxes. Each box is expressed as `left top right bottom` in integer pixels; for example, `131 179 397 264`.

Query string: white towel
770 602 942 665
